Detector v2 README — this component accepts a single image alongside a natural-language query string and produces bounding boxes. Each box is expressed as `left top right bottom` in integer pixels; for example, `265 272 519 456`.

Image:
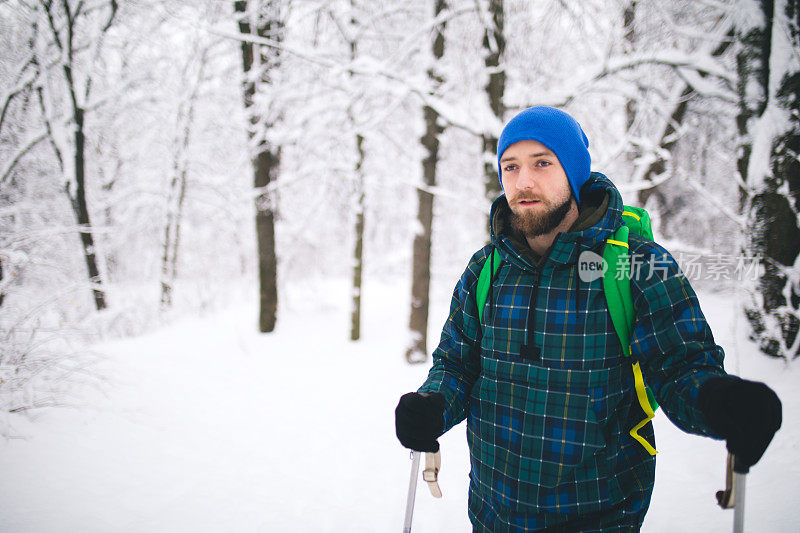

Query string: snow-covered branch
380 5 475 68
586 50 732 93
206 22 486 137
615 171 673 195
676 168 746 228
0 52 38 135
0 131 49 188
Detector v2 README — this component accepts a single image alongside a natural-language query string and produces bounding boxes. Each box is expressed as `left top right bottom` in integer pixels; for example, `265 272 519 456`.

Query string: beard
509 192 574 238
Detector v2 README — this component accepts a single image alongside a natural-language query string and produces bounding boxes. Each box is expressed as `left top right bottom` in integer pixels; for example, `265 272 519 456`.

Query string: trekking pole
716 453 747 533
403 451 421 533
733 456 748 533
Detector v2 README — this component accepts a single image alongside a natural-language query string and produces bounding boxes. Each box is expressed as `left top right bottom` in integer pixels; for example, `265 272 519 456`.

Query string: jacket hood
489 172 625 270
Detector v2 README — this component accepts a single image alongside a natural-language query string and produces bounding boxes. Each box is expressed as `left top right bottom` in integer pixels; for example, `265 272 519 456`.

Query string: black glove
395 392 445 452
698 376 782 471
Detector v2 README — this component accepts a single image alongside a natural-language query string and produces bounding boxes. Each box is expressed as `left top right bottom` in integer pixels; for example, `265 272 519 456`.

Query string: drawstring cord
574 237 583 312
488 246 495 323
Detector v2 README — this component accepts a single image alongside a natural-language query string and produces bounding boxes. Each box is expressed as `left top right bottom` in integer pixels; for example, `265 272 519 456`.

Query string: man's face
499 140 575 238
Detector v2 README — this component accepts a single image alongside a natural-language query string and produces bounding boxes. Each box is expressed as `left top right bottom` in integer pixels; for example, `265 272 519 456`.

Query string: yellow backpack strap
630 362 658 455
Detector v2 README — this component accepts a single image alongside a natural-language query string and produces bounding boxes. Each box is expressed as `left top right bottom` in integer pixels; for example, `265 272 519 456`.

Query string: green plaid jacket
419 173 727 530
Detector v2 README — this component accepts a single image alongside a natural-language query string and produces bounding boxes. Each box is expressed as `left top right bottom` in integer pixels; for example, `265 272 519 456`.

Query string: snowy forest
4 0 799 409
1 0 799 530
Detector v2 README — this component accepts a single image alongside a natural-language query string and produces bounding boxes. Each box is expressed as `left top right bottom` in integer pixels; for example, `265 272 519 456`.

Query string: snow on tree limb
0 55 38 135
675 167 746 228
0 131 49 188
205 18 488 137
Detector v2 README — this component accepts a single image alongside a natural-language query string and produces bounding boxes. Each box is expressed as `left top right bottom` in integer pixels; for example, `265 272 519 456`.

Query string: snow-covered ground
0 278 796 532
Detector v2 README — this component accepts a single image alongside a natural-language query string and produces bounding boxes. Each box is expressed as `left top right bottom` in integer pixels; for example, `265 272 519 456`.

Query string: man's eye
537 160 551 167
504 164 518 172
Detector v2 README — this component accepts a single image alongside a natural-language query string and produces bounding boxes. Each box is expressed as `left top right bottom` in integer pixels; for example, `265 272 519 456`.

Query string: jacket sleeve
629 239 727 438
417 247 488 435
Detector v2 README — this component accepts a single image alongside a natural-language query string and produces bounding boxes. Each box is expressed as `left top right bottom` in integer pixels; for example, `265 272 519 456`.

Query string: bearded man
395 106 782 531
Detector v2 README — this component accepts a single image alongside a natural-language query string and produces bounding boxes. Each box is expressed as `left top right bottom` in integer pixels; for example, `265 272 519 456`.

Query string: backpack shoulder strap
603 225 634 351
603 223 659 456
476 248 502 323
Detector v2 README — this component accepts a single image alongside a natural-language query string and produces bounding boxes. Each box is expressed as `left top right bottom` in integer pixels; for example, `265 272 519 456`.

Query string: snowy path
0 280 796 532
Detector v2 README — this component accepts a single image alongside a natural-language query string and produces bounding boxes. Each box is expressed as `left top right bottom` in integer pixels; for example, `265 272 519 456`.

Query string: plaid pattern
419 173 726 529
468 488 644 532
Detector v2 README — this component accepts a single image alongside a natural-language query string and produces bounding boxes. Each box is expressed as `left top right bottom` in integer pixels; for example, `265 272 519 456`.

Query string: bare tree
34 0 120 311
235 0 284 333
349 132 366 341
345 1 367 341
739 0 800 359
405 0 448 362
479 0 505 200
160 42 213 309
0 12 39 309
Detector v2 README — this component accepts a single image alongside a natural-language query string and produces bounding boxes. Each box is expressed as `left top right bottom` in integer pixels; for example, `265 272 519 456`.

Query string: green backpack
475 205 659 455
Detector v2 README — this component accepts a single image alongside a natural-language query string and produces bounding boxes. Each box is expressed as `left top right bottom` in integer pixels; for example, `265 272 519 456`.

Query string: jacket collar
489 172 625 269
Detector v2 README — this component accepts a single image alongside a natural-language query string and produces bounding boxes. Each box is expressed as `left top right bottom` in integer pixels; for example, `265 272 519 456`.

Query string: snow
0 279 797 532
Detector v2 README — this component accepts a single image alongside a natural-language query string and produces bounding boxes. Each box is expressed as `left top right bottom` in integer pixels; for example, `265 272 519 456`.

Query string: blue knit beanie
497 106 591 205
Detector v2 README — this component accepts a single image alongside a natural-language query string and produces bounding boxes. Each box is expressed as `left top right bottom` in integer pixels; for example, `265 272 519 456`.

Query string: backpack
475 205 659 456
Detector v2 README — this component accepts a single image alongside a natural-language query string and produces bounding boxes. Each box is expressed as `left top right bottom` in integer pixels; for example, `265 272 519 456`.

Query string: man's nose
516 165 537 189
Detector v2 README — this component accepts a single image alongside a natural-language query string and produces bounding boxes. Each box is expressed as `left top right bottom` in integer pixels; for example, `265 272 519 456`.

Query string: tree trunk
71 105 106 310
159 141 191 310
49 0 114 312
350 134 366 341
235 0 282 333
160 49 207 309
481 0 505 201
254 148 280 334
622 1 657 206
736 1 772 209
347 1 367 341
742 0 800 359
405 0 447 363
623 1 637 131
